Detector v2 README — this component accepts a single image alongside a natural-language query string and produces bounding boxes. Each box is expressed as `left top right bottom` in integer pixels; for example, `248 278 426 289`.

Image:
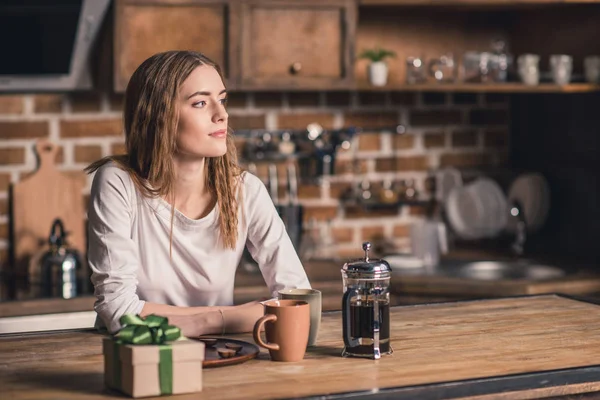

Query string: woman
86 50 310 336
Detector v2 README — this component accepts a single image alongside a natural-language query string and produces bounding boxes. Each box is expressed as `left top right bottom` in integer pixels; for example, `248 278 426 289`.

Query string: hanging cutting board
11 140 86 294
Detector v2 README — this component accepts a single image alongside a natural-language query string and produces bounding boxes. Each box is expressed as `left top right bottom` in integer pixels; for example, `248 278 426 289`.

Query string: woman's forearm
140 300 265 337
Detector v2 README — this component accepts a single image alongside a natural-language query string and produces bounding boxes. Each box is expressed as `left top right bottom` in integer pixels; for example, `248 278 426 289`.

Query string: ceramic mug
278 288 322 346
253 299 310 362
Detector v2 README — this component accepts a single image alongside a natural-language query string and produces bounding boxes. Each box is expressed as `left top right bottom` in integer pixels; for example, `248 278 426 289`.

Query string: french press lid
342 242 392 279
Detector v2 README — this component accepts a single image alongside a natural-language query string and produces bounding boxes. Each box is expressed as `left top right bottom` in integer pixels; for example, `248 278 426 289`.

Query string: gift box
103 314 205 398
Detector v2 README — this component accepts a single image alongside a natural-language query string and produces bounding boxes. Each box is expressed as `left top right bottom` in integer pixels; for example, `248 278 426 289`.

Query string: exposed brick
225 92 247 108
452 93 478 105
410 110 462 126
109 93 125 112
452 130 478 147
361 226 385 241
390 92 416 106
332 227 353 243
0 199 7 215
302 206 338 222
423 92 446 105
277 113 334 130
337 247 365 259
0 95 24 114
0 173 10 192
0 122 48 140
254 92 282 108
470 109 508 125
409 206 427 216
484 129 508 148
34 94 63 113
335 159 368 175
330 182 353 199
375 156 428 172
234 137 246 158
440 153 491 168
358 134 381 151
345 206 398 219
357 92 386 106
75 145 103 163
0 249 7 269
485 93 508 104
424 132 445 148
392 134 415 150
288 92 320 107
325 92 351 107
393 224 410 237
229 115 265 130
70 92 102 113
60 119 123 138
111 142 127 155
0 148 25 165
297 184 321 199
0 223 7 240
344 112 398 128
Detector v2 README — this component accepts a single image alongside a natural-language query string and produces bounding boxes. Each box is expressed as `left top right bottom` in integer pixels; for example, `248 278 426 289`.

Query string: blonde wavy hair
86 50 242 250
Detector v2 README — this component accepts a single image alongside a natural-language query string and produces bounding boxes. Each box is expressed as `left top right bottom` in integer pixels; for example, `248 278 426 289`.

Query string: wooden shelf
360 0 600 6
353 83 600 93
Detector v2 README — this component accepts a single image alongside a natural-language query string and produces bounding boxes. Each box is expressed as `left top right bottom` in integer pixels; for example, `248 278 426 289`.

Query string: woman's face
175 65 228 159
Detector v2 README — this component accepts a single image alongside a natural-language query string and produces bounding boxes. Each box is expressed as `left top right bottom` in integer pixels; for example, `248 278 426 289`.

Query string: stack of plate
445 178 508 240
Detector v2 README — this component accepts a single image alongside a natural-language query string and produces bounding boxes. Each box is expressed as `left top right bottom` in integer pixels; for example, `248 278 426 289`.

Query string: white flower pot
368 61 388 87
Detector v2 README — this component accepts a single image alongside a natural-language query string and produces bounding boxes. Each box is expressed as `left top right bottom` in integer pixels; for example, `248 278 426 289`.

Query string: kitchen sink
387 255 569 281
438 261 566 281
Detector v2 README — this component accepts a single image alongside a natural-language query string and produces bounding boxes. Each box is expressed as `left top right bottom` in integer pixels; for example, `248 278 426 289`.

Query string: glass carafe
341 242 393 359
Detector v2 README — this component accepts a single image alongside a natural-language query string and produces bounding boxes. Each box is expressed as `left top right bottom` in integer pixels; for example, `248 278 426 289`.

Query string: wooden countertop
3 294 600 399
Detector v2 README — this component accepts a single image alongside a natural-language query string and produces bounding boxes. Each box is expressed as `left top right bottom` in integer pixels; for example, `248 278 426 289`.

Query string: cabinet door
238 0 356 89
114 0 238 92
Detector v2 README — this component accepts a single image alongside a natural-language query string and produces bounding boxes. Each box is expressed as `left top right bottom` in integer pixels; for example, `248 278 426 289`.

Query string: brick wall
0 90 509 264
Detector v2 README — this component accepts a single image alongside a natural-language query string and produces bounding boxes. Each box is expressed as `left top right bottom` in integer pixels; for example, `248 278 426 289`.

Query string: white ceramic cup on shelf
584 56 600 84
550 54 573 85
517 54 540 86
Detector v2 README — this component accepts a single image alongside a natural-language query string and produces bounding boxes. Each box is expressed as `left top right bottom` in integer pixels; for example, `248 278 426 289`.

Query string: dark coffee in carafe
348 300 390 355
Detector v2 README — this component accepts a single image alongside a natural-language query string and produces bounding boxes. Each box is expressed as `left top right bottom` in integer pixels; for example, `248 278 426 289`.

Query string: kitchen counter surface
2 256 600 319
3 294 600 399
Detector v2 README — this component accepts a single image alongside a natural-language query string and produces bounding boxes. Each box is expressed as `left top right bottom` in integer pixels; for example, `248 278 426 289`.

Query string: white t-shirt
87 162 311 333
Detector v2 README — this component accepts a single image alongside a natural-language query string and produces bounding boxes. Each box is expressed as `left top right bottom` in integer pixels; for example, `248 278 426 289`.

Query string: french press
341 242 393 359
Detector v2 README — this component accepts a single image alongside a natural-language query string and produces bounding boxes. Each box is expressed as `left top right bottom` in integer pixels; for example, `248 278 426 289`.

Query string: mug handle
253 314 280 351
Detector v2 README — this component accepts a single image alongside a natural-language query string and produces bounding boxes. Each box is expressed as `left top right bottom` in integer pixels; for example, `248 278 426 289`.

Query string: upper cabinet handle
289 62 302 75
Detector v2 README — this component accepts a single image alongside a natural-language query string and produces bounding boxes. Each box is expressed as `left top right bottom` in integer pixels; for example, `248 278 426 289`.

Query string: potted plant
359 47 397 86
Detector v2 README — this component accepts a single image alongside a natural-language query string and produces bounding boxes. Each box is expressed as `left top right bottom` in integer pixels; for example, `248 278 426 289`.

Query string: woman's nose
213 106 228 124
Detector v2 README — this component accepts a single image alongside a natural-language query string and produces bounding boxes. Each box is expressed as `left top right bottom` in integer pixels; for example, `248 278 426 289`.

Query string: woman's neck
168 157 215 219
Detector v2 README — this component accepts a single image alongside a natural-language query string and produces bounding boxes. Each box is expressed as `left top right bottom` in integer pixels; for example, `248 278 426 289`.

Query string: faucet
510 200 527 257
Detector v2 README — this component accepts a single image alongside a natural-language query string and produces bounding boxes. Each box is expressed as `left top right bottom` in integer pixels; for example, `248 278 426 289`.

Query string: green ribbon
110 314 181 395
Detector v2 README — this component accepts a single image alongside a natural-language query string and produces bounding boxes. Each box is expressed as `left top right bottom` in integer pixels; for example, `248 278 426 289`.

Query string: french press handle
372 288 381 360
342 288 359 348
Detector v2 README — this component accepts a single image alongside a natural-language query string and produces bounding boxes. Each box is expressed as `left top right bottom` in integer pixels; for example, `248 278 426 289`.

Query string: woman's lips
209 129 227 138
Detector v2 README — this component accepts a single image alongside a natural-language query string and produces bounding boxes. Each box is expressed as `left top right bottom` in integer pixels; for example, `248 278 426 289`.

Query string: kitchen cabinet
237 0 356 90
113 0 238 92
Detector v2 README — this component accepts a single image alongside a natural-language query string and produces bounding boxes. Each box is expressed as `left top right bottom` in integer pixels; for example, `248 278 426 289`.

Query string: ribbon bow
116 314 181 345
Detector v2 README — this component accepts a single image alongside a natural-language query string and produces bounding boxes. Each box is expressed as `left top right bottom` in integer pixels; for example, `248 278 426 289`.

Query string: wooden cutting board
11 140 86 292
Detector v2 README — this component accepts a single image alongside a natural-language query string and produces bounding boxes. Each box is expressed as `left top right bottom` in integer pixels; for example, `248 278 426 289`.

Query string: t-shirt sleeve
87 164 145 333
243 173 311 297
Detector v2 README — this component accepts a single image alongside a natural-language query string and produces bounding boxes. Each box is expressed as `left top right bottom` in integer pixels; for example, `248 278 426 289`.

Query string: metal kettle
39 218 83 299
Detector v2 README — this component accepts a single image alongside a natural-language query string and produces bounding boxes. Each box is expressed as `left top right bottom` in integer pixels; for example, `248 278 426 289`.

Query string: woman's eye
192 100 207 108
220 97 228 106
